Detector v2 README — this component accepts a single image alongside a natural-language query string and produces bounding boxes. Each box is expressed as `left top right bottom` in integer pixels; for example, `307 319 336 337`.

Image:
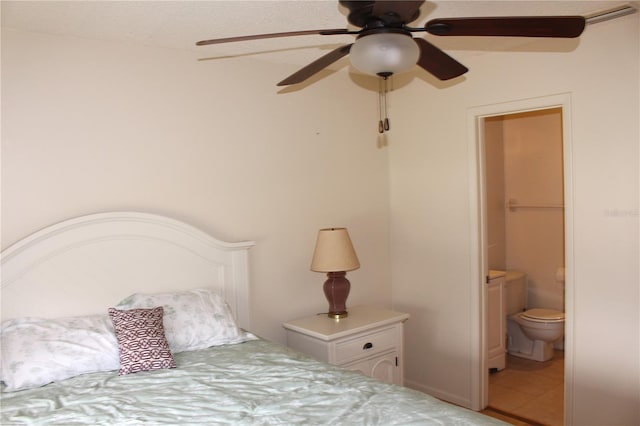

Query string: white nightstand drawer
334 325 397 364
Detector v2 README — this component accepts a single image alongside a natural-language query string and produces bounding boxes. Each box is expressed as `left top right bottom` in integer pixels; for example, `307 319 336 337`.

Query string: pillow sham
0 314 119 392
108 307 176 375
115 288 246 353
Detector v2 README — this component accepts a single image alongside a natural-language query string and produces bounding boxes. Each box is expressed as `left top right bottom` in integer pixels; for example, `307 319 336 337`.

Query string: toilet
504 270 565 362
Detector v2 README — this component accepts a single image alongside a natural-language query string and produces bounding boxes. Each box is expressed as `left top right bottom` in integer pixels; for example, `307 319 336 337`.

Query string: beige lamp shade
310 228 360 273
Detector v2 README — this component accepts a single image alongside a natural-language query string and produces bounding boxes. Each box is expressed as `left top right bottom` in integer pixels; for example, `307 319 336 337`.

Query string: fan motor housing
340 0 423 28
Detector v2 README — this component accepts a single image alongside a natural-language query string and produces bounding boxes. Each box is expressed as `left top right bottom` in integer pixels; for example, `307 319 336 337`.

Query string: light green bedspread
1 339 505 425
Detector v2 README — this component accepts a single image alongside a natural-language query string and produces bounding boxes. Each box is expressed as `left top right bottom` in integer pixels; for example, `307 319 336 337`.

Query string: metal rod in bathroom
507 198 564 211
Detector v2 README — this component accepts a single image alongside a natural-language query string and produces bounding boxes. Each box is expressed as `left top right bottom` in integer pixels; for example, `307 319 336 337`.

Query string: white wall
0 28 392 344
390 13 639 426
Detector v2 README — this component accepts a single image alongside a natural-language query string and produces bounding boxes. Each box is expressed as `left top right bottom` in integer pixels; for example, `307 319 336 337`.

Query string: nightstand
282 305 410 385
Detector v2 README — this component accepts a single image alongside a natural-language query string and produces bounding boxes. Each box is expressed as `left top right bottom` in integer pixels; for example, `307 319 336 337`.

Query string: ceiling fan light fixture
349 31 420 77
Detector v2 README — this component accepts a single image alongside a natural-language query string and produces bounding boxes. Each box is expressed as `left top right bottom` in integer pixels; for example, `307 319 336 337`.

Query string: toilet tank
504 270 527 315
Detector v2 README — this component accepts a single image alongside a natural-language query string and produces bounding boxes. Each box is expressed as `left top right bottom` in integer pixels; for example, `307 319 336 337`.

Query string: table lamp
310 228 360 319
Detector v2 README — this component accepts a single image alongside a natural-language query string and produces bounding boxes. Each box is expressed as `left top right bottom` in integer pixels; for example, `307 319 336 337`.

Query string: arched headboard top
1 212 255 330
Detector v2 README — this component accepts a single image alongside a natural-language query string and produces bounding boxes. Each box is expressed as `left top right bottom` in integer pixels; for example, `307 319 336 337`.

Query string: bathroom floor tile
503 370 559 396
488 351 564 425
488 384 532 411
516 386 564 425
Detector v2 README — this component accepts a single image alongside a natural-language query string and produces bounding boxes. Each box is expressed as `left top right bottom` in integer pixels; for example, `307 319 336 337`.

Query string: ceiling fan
196 0 586 86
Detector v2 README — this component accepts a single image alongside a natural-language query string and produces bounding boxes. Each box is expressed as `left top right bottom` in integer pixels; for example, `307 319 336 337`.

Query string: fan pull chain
378 78 385 133
378 76 391 134
383 77 390 131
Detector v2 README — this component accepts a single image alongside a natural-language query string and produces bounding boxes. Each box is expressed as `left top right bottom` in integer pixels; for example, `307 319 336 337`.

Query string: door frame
466 93 575 423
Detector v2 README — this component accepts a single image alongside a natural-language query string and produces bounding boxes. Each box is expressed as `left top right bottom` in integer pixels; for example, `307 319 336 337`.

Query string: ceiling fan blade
414 38 468 81
425 16 586 38
277 44 353 86
371 0 424 23
196 29 350 46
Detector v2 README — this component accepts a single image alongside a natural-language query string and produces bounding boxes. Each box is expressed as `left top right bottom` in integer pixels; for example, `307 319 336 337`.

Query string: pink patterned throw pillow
108 307 176 375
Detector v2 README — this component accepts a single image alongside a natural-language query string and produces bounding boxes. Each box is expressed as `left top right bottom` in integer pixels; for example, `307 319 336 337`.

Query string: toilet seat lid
522 308 565 322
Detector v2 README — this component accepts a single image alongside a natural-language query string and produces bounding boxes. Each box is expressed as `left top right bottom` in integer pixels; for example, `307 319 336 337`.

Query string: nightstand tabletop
282 305 409 341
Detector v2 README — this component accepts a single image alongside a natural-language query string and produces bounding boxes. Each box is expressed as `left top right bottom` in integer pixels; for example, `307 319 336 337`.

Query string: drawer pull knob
363 342 373 350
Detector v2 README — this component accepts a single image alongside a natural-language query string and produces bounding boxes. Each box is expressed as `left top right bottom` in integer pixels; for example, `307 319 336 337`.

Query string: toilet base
508 339 555 362
507 316 556 362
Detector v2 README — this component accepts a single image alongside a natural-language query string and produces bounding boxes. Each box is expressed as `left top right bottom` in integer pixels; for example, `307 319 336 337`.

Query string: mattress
1 338 504 425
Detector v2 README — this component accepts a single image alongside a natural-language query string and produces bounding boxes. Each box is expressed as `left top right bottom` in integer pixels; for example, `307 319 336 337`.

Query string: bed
1 212 504 425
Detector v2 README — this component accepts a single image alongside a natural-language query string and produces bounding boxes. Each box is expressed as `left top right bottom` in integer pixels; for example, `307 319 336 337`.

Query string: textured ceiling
1 1 634 66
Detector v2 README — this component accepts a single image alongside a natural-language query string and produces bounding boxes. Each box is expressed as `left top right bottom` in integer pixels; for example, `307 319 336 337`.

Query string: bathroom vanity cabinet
487 271 507 371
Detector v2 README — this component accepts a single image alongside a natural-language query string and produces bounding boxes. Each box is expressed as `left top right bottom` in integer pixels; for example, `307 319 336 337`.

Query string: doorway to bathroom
483 107 566 425
466 93 575 423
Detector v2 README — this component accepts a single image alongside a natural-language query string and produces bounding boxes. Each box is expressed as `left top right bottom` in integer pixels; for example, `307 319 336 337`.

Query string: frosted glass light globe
350 32 420 76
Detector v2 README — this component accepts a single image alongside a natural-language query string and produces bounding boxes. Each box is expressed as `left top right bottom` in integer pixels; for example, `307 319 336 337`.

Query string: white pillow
115 288 247 353
1 315 120 392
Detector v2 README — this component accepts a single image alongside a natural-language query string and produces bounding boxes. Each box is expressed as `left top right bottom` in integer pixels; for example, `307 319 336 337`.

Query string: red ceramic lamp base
323 271 350 319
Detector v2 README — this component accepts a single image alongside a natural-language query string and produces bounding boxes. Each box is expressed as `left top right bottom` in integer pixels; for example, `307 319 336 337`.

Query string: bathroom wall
504 109 565 311
484 109 565 311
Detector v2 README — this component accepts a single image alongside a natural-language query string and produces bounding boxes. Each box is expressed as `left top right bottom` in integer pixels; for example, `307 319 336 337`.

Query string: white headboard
0 212 255 330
